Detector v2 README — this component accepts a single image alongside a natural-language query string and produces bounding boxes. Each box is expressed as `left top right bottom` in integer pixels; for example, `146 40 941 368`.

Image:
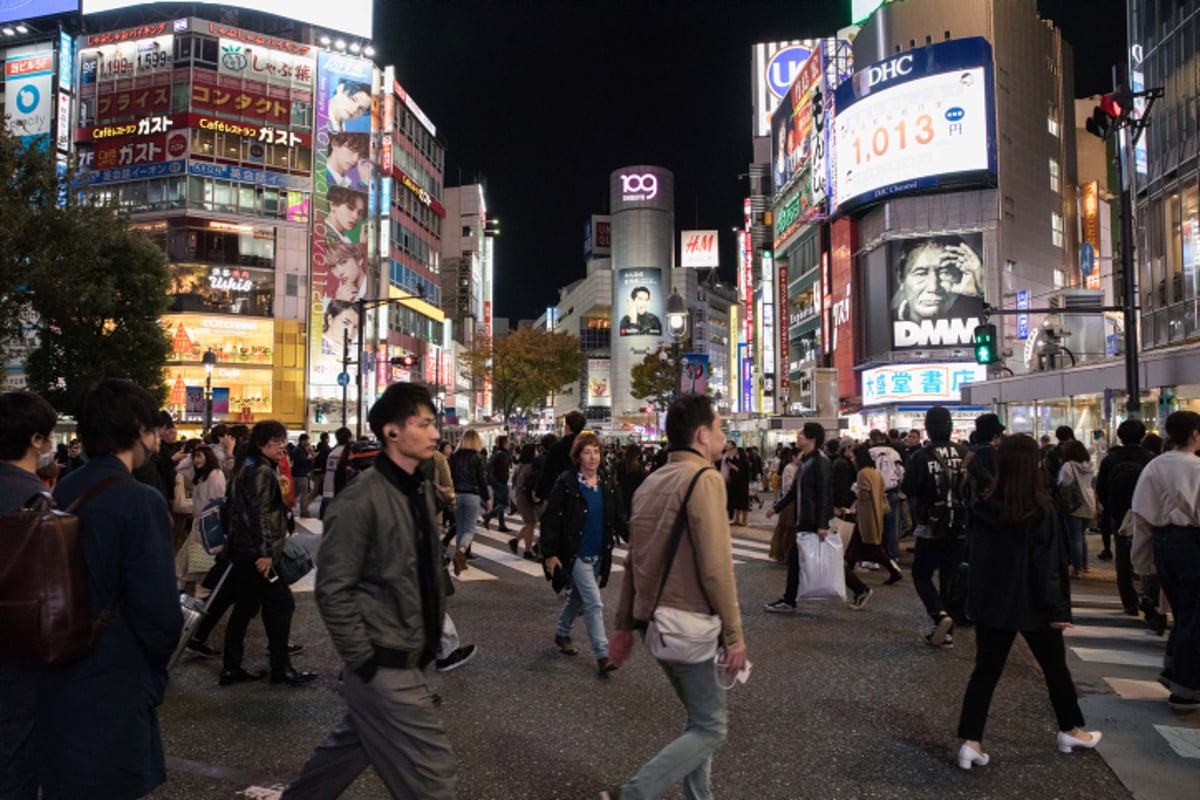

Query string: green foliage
458 327 585 420
1 131 171 414
629 343 681 412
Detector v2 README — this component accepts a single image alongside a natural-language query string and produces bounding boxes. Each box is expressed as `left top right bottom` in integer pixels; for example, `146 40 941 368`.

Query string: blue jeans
556 556 607 659
621 655 728 800
1154 525 1200 699
484 482 510 527
1064 515 1087 572
883 491 901 560
454 493 481 551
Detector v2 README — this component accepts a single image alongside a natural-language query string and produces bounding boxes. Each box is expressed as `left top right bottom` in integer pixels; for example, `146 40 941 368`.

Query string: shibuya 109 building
2 1 464 432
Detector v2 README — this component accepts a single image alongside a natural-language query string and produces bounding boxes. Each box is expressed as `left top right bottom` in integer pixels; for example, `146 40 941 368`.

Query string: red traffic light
1099 93 1123 119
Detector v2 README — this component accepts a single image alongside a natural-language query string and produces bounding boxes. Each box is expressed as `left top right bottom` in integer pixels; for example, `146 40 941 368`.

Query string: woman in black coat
540 432 628 679
955 434 1101 771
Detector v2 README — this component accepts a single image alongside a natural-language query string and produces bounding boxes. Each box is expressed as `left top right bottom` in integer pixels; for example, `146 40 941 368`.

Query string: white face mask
37 449 57 470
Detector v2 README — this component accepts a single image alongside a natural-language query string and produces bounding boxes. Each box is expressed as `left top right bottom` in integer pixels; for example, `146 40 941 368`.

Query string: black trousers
194 568 236 644
1115 534 1138 612
957 623 1085 741
223 558 295 673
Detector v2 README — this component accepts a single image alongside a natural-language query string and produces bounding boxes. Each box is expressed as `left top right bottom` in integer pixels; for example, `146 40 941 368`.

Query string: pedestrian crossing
293 515 776 587
1065 590 1199 766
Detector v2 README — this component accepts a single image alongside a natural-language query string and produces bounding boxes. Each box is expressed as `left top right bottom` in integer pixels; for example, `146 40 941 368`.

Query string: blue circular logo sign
945 107 965 122
766 45 813 98
15 84 39 115
337 372 351 387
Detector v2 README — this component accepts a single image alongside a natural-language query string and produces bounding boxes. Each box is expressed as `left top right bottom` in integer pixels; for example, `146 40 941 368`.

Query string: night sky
376 0 1128 323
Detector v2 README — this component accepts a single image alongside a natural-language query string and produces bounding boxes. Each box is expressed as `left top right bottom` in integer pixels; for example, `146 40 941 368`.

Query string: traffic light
1085 92 1124 140
389 354 416 368
973 323 999 365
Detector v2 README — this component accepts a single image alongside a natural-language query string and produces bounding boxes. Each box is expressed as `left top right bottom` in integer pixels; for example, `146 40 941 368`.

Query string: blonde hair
457 429 483 452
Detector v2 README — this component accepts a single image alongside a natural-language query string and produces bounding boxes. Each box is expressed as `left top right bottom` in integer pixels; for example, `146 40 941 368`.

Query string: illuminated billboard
861 362 985 405
751 41 815 138
832 37 996 213
888 232 985 351
680 230 718 268
82 0 374 38
1 1 77 24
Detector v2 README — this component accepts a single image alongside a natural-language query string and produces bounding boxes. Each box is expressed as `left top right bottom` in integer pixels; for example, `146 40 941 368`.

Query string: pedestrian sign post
337 372 351 387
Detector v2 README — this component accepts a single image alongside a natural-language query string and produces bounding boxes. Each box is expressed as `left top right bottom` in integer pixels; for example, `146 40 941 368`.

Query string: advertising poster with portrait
680 353 709 396
888 232 985 351
586 359 612 408
310 52 374 393
616 268 664 337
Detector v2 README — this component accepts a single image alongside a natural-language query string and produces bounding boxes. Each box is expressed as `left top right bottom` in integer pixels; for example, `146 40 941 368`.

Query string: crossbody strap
651 467 715 614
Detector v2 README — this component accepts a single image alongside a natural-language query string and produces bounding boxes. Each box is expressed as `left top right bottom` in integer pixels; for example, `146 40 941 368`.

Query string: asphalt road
152 509 1194 799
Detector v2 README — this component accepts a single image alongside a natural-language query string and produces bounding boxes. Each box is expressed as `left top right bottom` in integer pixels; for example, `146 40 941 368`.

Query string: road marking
1064 625 1166 643
1103 678 1171 700
1070 647 1162 668
237 787 285 799
1072 593 1124 606
1153 725 1200 759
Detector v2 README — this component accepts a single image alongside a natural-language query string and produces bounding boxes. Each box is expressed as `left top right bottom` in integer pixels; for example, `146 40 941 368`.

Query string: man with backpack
1096 419 1154 615
868 429 906 579
901 406 969 648
963 413 1003 509
0 391 59 799
481 435 513 532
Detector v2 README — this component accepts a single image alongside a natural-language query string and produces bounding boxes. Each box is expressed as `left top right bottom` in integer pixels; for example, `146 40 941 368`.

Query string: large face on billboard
617 269 663 337
833 37 995 212
889 233 985 350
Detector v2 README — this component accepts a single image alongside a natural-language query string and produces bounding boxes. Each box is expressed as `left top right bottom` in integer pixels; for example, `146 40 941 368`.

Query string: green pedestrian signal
974 323 999 365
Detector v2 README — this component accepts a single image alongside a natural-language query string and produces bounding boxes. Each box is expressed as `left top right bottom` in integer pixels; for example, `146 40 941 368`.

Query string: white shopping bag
795 531 846 600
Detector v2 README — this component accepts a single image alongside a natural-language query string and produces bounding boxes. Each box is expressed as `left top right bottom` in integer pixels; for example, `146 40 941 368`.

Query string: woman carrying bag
448 428 490 575
956 434 1100 770
1057 440 1097 577
768 447 800 562
845 444 903 609
540 432 629 679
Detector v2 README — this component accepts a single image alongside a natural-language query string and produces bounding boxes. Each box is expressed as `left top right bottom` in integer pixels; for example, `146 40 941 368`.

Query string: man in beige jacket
606 395 747 800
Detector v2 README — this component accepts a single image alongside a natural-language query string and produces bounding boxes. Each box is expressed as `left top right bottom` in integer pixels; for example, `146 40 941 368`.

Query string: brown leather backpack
0 475 130 666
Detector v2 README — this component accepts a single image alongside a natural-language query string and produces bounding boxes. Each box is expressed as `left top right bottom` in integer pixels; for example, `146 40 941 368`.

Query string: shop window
172 82 190 113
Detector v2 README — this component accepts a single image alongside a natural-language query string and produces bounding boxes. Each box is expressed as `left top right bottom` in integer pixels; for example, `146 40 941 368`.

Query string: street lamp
202 349 217 437
666 290 688 402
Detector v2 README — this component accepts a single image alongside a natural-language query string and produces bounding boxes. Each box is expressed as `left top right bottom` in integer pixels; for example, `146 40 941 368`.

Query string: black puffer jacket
967 498 1071 630
449 448 489 501
228 455 288 561
539 470 628 588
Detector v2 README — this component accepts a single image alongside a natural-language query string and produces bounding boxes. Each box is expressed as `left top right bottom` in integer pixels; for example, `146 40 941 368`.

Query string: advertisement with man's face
889 233 985 350
310 52 374 393
617 269 663 337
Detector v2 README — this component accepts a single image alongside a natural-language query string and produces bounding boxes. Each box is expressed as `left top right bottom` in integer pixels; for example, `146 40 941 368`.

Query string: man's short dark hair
0 391 57 461
496 435 508 450
230 424 250 443
298 433 310 444
564 410 586 435
327 184 366 210
1117 419 1147 447
802 421 825 448
248 420 287 452
1055 425 1075 442
666 395 716 451
868 429 886 445
334 426 353 445
319 432 330 443
156 410 175 430
541 433 558 449
336 79 371 98
368 383 435 440
210 423 230 444
630 286 650 300
77 379 159 459
1165 411 1200 448
328 131 369 158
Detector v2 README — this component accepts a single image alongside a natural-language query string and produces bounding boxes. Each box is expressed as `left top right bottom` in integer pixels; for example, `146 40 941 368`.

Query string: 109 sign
620 173 658 200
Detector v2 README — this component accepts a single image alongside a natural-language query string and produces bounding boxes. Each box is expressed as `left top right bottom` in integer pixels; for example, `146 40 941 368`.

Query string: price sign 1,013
851 114 934 166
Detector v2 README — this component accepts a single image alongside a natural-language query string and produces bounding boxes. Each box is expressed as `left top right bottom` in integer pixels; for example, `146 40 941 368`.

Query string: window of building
1051 211 1064 248
1047 106 1060 138
1049 158 1060 192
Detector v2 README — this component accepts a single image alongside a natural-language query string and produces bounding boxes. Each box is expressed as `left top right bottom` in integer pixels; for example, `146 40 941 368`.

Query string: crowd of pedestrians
2 377 1196 798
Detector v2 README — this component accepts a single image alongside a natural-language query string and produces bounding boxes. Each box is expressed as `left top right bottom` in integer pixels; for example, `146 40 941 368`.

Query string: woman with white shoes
956 434 1101 770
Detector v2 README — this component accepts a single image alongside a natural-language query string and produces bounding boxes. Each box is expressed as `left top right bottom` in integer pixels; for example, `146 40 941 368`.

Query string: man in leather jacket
764 421 833 612
284 384 456 799
220 420 316 687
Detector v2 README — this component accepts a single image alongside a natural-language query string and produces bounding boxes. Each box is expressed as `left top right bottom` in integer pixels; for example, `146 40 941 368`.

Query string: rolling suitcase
168 562 232 670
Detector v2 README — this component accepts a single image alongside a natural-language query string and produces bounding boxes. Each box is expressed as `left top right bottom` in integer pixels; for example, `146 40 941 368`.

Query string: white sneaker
958 743 989 770
1057 729 1102 753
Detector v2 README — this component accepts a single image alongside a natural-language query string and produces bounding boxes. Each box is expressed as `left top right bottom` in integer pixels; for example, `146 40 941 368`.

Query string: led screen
81 0 373 38
832 37 995 212
0 0 77 25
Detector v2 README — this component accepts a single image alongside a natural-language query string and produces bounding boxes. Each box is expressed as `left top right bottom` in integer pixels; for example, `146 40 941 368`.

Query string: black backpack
1105 458 1144 523
523 455 545 502
926 446 968 539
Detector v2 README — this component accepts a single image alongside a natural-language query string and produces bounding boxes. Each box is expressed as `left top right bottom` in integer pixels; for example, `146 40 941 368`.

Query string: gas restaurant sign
774 191 803 246
619 173 659 201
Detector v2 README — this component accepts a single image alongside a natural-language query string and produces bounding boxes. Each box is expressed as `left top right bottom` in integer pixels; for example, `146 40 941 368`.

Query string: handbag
795 530 847 600
645 468 723 664
197 497 227 555
1057 477 1084 515
272 535 314 585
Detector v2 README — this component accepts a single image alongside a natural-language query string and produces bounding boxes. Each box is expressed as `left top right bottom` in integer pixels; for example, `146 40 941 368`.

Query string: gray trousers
282 667 456 799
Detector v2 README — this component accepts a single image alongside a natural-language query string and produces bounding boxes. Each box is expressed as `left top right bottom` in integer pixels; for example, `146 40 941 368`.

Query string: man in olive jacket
284 384 455 799
608 395 747 800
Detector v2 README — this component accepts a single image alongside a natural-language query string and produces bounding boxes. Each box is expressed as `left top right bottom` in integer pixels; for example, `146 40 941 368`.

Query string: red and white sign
680 230 719 268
